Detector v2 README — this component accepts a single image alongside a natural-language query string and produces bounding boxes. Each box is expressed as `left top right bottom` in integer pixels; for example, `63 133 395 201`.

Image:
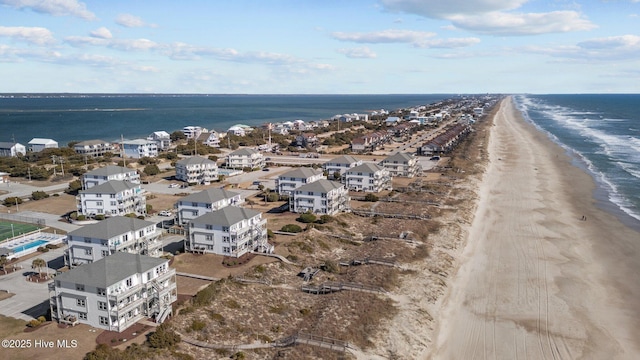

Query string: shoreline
428 96 640 358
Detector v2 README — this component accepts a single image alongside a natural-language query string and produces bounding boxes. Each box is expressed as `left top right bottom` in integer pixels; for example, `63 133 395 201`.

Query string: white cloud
90 27 112 39
380 0 527 18
331 29 479 49
66 35 160 51
331 29 436 44
524 35 640 61
337 47 378 59
0 0 96 20
449 11 597 35
379 0 596 36
115 13 155 28
0 26 56 45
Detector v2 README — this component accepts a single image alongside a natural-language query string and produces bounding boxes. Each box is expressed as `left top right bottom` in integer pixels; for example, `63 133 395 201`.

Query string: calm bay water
514 94 640 228
0 94 449 146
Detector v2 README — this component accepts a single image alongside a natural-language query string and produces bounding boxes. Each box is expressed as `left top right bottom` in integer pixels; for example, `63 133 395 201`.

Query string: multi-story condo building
187 207 272 257
66 216 162 267
50 252 176 332
82 165 140 190
345 163 392 193
147 131 171 150
175 188 243 225
77 180 146 218
276 167 326 196
121 139 158 159
73 139 114 158
27 138 58 152
226 148 265 169
291 179 350 215
175 156 218 185
380 152 422 178
322 155 362 180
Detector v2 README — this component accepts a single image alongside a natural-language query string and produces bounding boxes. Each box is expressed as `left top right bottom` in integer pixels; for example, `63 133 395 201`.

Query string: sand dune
429 97 640 359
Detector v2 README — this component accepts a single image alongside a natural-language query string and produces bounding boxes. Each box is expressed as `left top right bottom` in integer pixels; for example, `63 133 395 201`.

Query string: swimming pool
10 239 48 253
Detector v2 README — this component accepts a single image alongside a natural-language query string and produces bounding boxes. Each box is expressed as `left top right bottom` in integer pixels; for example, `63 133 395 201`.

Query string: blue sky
0 0 638 94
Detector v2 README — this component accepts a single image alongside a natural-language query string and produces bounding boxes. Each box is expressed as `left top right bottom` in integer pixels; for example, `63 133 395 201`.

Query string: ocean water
0 94 449 146
514 94 640 228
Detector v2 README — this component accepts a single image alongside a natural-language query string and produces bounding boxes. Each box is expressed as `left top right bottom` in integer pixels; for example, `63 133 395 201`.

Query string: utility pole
51 155 57 177
59 158 65 177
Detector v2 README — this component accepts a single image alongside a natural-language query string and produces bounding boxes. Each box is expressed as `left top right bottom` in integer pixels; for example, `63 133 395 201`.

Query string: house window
110 194 116 198
206 225 213 230
84 238 91 243
99 316 108 326
222 226 229 232
126 278 132 287
76 284 85 291
98 301 107 311
192 211 198 216
79 313 87 320
85 249 92 255
110 201 116 206
97 288 106 296
207 245 214 250
223 236 229 243
101 240 108 246
76 299 86 307
205 235 213 241
223 247 230 253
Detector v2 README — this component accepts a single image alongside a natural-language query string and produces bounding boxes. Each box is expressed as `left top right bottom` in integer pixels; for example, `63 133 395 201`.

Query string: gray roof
326 155 360 165
347 163 385 174
55 252 167 287
382 152 414 163
68 216 154 239
229 148 260 156
176 156 217 166
84 165 136 177
0 142 21 149
178 188 240 203
279 167 324 179
295 179 344 193
79 180 139 195
190 206 261 227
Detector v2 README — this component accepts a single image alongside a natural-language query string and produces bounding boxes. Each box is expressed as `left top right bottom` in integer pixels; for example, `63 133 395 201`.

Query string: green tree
31 191 49 201
281 224 303 233
148 323 181 349
170 130 187 141
298 212 317 223
65 179 82 195
0 256 8 271
143 164 160 176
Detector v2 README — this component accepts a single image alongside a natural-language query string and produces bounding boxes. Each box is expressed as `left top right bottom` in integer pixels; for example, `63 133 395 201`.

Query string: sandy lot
428 97 640 359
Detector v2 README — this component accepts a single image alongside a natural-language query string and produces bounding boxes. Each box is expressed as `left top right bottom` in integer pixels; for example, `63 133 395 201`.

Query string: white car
158 210 173 217
168 183 179 188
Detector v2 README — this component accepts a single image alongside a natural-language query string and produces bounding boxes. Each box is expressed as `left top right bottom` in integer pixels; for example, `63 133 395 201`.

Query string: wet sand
430 96 640 359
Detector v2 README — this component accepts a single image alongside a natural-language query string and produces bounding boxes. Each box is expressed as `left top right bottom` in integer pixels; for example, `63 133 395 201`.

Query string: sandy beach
428 97 640 359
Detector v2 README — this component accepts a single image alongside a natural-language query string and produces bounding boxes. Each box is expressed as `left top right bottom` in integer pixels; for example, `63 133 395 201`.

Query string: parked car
159 210 173 217
168 183 179 188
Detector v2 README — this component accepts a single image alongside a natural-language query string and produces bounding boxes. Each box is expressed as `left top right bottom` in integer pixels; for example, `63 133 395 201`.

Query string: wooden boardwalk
301 281 387 295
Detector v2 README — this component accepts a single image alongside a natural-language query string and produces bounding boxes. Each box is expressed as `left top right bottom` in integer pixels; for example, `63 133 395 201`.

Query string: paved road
0 181 68 202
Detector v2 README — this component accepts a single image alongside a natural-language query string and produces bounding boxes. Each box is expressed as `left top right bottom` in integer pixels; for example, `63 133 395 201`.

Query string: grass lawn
0 221 40 242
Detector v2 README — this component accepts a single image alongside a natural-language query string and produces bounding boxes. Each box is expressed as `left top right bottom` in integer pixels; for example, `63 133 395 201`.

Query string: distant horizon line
0 92 637 96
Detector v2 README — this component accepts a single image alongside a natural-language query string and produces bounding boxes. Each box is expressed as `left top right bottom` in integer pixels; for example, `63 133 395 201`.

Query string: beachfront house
380 152 421 178
226 148 265 170
27 138 58 152
82 165 140 190
276 167 326 196
66 216 162 267
182 126 206 139
74 140 114 158
345 163 392 193
196 131 223 148
120 139 158 159
187 206 272 257
175 188 244 225
175 156 218 185
77 180 146 218
290 179 350 215
147 131 172 150
50 252 176 332
0 142 26 157
322 155 362 180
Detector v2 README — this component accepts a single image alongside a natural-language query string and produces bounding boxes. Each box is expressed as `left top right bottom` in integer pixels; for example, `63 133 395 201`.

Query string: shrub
27 319 41 328
148 323 181 349
280 224 302 233
297 212 316 223
364 193 379 202
94 214 105 220
267 229 275 239
37 316 46 323
3 197 23 207
77 215 86 221
37 247 49 253
31 191 49 201
189 319 206 332
317 215 333 224
143 164 160 176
